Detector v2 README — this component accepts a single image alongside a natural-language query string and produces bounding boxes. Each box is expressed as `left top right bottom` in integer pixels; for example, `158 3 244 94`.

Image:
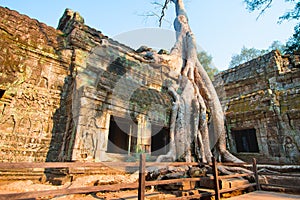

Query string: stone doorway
151 124 170 156
107 116 137 154
232 129 259 153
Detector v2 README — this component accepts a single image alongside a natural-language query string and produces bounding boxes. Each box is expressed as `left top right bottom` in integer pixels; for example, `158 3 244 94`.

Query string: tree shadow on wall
43 34 76 185
43 49 133 184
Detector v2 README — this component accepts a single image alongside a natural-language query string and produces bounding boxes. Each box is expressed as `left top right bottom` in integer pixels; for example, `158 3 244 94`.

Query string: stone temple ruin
214 51 300 164
0 7 173 163
0 6 299 164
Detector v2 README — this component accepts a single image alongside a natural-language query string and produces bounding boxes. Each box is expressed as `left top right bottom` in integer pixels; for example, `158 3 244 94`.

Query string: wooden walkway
226 191 300 200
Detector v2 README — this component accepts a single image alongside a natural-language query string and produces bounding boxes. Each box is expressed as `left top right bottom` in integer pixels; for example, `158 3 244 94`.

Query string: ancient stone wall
0 7 173 162
4 6 299 164
0 7 72 162
214 51 300 164
56 9 173 162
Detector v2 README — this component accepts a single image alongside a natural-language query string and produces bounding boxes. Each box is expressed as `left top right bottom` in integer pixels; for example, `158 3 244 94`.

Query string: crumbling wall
214 50 300 163
0 7 173 162
0 7 72 162
56 9 173 162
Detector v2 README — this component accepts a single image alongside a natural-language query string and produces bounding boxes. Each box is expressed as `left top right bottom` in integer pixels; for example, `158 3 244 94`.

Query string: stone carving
80 118 99 160
284 136 300 164
267 130 281 157
81 131 96 159
16 117 31 135
0 6 68 162
0 115 16 134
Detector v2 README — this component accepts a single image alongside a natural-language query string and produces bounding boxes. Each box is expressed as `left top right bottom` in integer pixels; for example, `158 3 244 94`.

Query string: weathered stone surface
0 6 70 162
1 5 299 165
0 6 174 163
214 50 300 164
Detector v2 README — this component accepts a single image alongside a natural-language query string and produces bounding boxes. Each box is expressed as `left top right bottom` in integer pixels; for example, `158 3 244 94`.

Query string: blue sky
0 0 297 70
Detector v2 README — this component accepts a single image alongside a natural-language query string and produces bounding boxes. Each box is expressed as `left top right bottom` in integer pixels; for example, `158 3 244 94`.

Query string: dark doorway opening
107 116 136 154
0 90 5 99
232 129 259 153
151 124 170 156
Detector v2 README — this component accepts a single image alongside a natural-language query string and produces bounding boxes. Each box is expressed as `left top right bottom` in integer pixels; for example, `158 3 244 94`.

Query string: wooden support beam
138 154 146 200
212 157 220 200
252 158 261 190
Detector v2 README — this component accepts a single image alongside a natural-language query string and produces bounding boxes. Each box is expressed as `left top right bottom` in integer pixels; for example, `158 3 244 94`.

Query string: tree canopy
197 51 219 80
229 46 263 68
229 41 286 68
286 24 300 54
243 0 300 54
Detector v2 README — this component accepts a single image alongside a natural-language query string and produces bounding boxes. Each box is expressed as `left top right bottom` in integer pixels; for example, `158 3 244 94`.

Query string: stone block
182 180 197 190
198 178 215 189
220 178 249 190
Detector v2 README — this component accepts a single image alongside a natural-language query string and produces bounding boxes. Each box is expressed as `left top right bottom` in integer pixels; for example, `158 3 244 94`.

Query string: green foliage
243 0 300 54
244 0 299 22
229 41 286 68
229 46 263 68
244 0 272 12
197 51 219 80
268 40 286 54
285 24 300 54
278 1 300 22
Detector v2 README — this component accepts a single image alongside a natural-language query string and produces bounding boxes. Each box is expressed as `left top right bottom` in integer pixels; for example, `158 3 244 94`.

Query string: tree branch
159 0 171 27
256 0 273 20
137 11 172 26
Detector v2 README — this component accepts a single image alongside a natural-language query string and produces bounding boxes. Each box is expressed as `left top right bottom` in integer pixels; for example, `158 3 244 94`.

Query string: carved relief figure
284 136 300 164
267 132 281 157
82 131 96 159
81 118 99 160
16 117 31 135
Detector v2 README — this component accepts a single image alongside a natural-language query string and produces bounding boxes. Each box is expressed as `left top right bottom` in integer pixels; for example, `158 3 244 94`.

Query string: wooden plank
252 158 261 190
167 191 215 200
0 182 139 200
0 162 139 169
0 161 202 169
219 162 249 167
145 162 200 167
260 183 300 190
219 173 253 179
257 164 300 168
0 161 208 170
138 154 146 200
259 173 300 178
9 161 299 170
145 176 214 186
212 157 220 200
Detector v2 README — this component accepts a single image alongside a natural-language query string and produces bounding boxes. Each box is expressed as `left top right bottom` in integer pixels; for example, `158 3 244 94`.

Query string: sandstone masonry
214 51 300 163
0 7 71 162
0 7 173 162
1 6 299 164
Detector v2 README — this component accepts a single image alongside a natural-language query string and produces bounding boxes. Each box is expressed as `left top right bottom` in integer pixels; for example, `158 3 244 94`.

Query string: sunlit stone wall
214 51 300 164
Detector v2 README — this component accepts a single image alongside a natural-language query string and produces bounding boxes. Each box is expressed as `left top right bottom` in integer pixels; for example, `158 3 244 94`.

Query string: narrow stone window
232 129 259 153
151 124 170 156
107 116 136 154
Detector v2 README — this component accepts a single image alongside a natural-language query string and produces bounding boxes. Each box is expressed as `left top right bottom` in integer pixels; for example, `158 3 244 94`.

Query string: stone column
94 111 110 161
136 115 151 153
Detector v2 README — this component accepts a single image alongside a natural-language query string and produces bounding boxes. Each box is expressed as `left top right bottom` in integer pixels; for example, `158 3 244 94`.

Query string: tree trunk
157 0 243 163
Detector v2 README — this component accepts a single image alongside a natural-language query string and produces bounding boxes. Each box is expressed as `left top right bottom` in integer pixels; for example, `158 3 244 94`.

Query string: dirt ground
0 179 173 200
0 174 146 200
0 173 299 199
